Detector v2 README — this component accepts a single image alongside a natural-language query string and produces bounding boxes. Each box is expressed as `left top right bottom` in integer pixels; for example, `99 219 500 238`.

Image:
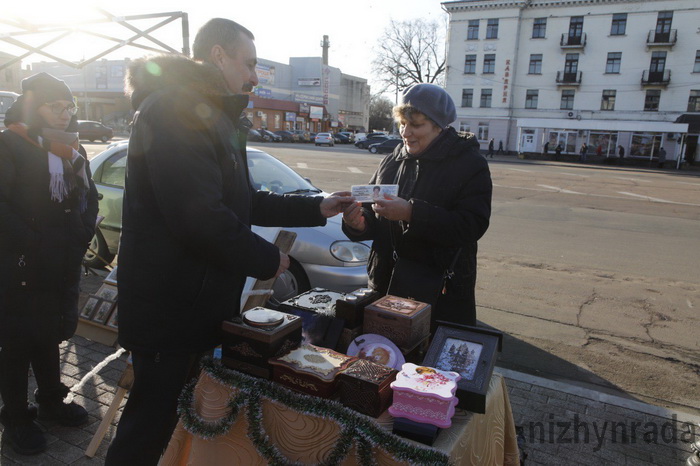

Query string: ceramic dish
347 334 405 370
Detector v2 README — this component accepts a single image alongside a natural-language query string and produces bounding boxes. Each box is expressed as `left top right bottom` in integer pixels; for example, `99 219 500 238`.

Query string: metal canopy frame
0 9 189 70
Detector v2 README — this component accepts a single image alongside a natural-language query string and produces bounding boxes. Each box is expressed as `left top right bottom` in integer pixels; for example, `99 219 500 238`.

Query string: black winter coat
0 131 98 346
343 128 492 327
118 56 326 355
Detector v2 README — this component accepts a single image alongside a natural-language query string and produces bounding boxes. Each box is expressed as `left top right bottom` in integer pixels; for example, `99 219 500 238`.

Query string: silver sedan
84 141 370 303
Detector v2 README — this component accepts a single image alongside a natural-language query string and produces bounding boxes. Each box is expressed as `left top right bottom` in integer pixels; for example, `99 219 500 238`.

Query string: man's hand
274 251 290 279
342 201 366 232
320 191 355 218
372 194 412 222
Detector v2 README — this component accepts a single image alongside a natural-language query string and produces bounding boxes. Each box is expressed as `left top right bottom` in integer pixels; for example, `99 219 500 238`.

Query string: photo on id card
351 184 398 203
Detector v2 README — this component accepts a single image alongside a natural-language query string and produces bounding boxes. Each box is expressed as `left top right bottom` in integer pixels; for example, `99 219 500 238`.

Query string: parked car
355 135 389 149
84 141 370 303
293 130 311 143
333 133 352 144
248 129 269 142
77 120 113 143
314 132 334 147
366 132 388 139
368 138 402 154
274 130 297 142
339 132 355 143
260 129 282 142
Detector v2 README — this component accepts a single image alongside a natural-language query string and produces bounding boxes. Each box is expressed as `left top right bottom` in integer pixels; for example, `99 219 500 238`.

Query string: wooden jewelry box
221 307 302 379
363 295 431 350
335 287 380 328
277 288 347 349
337 359 397 417
388 363 461 429
269 344 357 398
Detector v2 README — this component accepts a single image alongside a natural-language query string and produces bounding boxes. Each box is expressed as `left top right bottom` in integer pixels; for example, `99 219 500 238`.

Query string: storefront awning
675 114 700 134
517 118 689 134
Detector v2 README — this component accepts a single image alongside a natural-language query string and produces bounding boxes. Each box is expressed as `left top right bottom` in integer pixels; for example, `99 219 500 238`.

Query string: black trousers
104 351 202 466
0 341 62 419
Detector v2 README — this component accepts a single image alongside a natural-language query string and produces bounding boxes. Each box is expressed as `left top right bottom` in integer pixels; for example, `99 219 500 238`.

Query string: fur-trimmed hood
125 54 230 110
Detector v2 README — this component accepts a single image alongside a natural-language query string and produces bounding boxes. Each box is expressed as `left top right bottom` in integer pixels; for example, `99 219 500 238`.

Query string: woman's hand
342 201 366 232
372 195 412 222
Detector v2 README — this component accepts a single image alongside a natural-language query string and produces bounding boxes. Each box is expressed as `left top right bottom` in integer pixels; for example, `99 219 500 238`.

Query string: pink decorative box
388 363 461 429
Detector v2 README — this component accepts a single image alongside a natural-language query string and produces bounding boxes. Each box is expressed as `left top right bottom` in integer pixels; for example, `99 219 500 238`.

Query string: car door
93 148 126 250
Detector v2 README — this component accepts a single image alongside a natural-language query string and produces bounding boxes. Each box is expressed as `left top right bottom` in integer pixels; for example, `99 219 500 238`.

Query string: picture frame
422 325 500 413
95 283 118 302
92 299 116 324
80 295 102 320
104 266 118 285
106 306 119 328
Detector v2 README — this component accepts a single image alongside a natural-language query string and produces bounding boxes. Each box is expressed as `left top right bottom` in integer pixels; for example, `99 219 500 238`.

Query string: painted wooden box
388 363 461 429
337 359 397 417
269 344 356 398
363 295 431 350
335 287 380 328
277 288 346 349
221 307 302 379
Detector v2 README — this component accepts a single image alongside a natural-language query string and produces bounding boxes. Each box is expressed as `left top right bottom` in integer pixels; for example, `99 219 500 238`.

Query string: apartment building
442 0 699 164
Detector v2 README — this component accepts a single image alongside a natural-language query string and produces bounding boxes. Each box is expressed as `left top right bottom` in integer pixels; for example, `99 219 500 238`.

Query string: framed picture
95 283 118 302
422 325 500 413
92 299 116 324
104 266 118 285
80 295 102 319
106 306 119 329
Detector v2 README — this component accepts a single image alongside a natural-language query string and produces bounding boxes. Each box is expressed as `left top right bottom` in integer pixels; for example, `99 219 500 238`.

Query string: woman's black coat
343 128 492 327
0 131 98 346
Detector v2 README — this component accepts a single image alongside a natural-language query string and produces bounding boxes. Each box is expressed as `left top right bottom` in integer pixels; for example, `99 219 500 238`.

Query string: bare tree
372 18 446 103
369 94 395 132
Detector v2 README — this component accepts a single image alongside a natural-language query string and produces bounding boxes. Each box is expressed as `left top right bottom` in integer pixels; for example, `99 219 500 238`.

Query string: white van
0 91 19 129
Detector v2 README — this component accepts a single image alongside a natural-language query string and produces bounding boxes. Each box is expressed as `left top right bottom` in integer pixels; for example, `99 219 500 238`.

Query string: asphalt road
84 140 700 415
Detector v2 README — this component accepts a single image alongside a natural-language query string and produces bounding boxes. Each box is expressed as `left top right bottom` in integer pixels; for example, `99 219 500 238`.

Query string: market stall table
162 358 520 465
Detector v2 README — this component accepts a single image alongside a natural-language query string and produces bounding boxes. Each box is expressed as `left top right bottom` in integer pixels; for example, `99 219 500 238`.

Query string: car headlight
330 241 370 263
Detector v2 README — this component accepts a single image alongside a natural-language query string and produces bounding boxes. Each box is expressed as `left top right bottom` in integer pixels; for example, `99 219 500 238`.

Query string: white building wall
443 0 700 161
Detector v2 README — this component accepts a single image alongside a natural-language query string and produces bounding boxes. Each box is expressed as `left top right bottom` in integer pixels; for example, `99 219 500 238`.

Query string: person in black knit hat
0 72 99 455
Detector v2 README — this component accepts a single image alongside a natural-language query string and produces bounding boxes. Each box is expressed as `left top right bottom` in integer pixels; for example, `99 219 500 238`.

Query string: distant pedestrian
543 141 549 157
579 143 588 163
488 138 494 158
498 140 504 154
657 147 666 168
596 145 603 157
554 144 562 161
618 145 624 165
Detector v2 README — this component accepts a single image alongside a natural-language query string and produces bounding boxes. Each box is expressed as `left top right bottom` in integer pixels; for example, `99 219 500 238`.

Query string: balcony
556 70 582 86
560 33 587 49
646 29 677 47
641 69 671 86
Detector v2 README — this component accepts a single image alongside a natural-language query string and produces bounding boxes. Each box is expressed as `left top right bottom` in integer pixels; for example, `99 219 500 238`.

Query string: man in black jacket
105 18 352 465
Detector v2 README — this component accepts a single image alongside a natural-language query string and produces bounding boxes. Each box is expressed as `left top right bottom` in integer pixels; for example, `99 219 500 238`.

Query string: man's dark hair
192 18 255 62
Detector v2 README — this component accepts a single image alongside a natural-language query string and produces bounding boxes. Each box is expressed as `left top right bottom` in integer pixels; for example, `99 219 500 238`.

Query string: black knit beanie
22 72 73 106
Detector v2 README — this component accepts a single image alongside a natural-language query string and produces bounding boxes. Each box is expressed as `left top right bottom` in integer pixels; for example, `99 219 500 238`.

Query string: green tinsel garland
177 357 451 466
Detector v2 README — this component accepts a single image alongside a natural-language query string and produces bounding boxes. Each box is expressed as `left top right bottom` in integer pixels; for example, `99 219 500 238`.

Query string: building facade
442 0 699 164
28 55 370 134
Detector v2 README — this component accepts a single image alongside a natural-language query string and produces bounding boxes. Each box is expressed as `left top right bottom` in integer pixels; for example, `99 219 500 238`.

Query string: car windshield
248 149 321 195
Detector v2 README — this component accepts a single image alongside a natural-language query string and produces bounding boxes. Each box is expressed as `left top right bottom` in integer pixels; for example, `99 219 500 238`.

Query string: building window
560 90 575 110
688 90 700 112
464 54 477 74
525 90 539 109
610 13 627 35
655 11 673 41
467 20 479 40
459 122 471 133
532 18 547 38
605 52 622 74
693 51 700 73
528 54 542 74
486 19 499 39
601 90 616 111
480 89 492 108
483 54 496 74
568 16 584 44
477 122 489 141
644 90 661 111
461 89 474 107
650 51 667 75
564 53 579 81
